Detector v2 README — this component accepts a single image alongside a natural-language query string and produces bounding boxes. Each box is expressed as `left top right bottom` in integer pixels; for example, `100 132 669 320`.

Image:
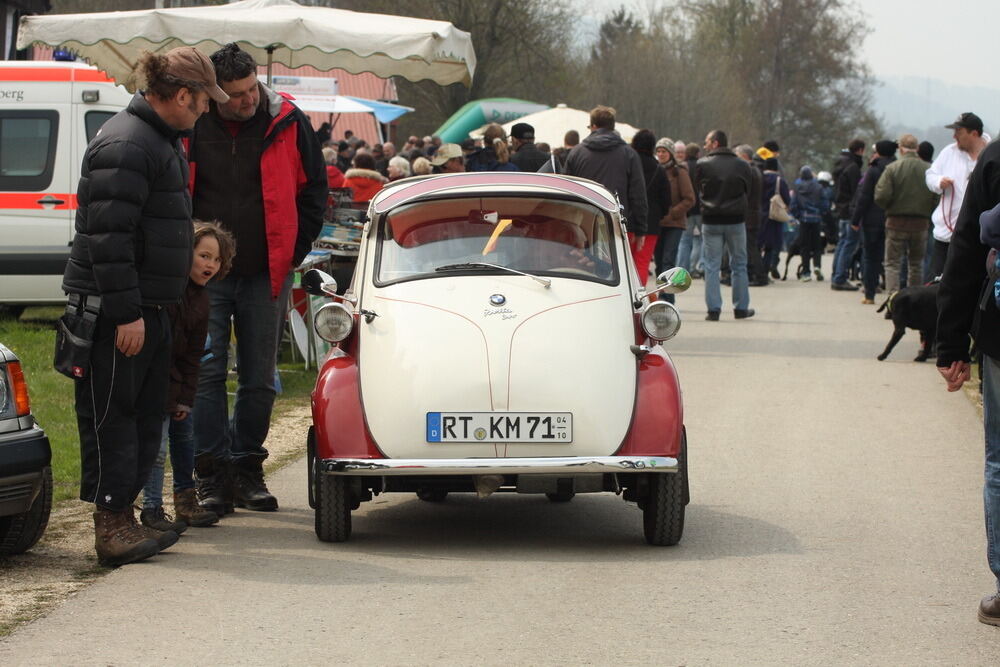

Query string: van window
0 110 58 191
85 111 115 143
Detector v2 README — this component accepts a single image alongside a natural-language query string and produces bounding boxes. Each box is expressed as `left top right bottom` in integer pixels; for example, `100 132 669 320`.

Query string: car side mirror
635 267 691 305
303 269 338 297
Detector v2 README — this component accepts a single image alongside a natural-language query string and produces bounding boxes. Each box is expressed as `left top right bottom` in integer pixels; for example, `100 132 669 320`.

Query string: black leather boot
232 458 278 511
194 454 234 516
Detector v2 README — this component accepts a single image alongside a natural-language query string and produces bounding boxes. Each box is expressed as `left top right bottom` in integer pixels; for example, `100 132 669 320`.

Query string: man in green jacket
874 133 940 293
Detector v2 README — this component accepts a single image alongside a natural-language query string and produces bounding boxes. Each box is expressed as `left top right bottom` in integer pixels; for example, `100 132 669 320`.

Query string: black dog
876 283 939 362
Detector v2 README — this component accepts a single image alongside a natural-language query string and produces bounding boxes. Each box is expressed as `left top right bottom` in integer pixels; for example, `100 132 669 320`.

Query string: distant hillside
874 75 1000 152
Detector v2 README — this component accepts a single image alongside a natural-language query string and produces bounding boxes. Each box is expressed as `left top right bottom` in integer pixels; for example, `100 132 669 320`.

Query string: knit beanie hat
875 140 898 157
655 137 673 152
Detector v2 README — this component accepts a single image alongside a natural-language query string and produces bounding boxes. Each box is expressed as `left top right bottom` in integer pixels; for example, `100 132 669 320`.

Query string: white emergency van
0 60 130 314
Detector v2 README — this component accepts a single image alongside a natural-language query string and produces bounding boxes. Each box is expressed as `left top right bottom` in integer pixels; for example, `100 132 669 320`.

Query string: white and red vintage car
304 171 690 545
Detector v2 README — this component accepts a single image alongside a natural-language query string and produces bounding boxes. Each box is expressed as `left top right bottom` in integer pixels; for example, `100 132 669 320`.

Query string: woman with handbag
760 156 791 278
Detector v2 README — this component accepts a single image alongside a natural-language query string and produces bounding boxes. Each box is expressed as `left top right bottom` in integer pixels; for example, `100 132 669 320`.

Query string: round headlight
641 301 681 341
314 303 354 342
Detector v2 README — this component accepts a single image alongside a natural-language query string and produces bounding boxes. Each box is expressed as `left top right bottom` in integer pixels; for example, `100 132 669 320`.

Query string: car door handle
37 196 65 205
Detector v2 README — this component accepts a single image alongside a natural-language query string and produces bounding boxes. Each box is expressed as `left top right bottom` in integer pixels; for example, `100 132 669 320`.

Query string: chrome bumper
320 456 678 476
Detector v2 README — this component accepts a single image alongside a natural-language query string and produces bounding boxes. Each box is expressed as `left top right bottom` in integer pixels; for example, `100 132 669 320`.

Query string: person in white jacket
925 112 990 278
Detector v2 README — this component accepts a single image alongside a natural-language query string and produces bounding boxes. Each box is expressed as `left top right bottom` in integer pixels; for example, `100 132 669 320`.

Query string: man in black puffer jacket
62 47 228 567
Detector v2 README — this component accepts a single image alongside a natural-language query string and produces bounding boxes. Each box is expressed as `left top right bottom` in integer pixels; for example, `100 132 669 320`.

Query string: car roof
371 172 619 216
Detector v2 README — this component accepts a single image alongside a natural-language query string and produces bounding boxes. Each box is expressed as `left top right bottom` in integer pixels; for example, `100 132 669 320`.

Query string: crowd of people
58 44 1000 626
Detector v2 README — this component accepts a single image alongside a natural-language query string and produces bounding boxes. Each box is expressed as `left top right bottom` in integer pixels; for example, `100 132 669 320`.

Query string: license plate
426 412 572 443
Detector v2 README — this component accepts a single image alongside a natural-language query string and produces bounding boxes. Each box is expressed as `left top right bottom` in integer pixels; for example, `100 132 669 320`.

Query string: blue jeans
861 224 885 300
980 355 1000 590
677 214 702 272
194 271 293 463
702 222 750 313
142 413 195 509
832 219 860 284
655 227 684 304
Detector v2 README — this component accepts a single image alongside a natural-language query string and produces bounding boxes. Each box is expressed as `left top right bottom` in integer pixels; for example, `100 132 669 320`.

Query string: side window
85 111 115 144
0 110 58 191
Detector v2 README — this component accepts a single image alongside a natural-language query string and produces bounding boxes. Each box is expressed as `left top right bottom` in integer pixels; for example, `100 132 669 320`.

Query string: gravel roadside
0 403 310 636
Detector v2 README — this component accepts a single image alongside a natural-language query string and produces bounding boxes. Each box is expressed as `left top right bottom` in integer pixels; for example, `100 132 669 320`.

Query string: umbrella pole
266 45 275 87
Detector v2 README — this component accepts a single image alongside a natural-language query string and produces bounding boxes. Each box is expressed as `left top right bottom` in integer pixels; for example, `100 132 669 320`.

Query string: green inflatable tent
434 98 549 143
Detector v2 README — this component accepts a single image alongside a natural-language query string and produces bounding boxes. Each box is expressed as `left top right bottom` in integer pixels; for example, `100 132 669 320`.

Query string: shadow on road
145 494 802 585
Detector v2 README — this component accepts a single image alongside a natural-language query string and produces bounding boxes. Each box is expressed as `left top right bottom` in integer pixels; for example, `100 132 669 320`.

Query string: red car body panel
614 347 684 458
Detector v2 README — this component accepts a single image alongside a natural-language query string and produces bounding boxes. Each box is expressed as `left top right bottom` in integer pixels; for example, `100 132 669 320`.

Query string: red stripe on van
0 193 77 209
0 67 115 83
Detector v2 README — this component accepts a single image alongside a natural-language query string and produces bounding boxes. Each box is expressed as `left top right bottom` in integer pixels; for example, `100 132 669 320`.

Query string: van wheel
416 488 448 502
642 442 686 546
0 467 53 555
315 471 351 542
545 491 575 502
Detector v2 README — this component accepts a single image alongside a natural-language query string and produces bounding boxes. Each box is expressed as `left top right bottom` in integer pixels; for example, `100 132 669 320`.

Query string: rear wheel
545 491 575 502
0 467 53 555
642 441 686 546
315 470 351 542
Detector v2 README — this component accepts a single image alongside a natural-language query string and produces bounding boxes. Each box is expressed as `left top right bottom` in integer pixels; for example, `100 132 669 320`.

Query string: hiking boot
128 506 178 551
232 458 279 511
705 311 720 322
174 488 219 527
861 297 875 305
140 505 187 536
734 308 756 320
979 593 1000 626
830 281 859 291
195 455 235 516
814 268 824 281
93 508 160 567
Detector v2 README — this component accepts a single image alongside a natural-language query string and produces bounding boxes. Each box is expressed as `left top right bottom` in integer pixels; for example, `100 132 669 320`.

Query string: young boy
141 221 235 530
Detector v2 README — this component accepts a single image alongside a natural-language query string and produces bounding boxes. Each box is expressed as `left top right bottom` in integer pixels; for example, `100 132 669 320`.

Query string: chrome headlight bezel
640 300 682 342
313 302 354 343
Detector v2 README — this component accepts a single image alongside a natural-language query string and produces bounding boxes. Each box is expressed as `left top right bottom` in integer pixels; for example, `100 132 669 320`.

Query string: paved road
2 273 996 664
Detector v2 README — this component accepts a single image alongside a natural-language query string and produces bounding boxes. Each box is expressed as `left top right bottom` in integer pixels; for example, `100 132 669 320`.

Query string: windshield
375 196 618 285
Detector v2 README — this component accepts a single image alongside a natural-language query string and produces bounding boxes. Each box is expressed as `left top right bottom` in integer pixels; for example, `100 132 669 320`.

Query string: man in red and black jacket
187 43 326 515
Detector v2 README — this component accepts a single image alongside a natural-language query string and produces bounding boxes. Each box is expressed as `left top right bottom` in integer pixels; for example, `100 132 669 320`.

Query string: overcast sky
578 0 997 90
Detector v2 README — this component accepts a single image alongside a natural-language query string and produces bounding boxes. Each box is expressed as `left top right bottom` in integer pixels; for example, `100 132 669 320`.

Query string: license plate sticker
426 412 572 443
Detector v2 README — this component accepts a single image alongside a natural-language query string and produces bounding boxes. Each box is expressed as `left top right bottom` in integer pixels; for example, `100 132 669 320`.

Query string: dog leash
943 186 956 233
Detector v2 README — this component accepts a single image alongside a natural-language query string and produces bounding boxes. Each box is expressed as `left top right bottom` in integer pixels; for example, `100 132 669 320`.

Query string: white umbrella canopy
474 104 640 148
16 0 476 91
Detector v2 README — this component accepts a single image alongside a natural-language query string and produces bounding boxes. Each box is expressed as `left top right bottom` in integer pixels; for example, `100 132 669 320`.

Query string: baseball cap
430 143 463 166
946 112 984 134
163 47 229 104
511 122 535 141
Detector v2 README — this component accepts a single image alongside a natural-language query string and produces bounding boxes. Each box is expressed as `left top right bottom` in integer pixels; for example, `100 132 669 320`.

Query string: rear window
375 196 619 286
0 110 58 190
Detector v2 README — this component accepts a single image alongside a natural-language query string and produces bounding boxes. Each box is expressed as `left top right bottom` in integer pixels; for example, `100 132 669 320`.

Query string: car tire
416 488 448 502
642 441 686 546
0 467 53 556
545 491 575 502
315 470 351 542
306 427 317 510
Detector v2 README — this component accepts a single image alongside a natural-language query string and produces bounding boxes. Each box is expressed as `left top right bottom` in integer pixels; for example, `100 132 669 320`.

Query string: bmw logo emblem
489 294 506 306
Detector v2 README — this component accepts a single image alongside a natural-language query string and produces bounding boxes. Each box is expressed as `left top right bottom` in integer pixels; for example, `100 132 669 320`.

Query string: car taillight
8 362 30 416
